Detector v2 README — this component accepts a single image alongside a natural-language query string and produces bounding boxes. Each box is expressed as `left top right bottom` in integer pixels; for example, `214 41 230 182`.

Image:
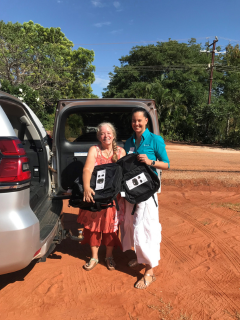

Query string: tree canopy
0 20 96 129
103 39 240 146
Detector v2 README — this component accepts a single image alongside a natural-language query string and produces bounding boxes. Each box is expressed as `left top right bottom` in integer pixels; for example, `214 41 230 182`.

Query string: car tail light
0 138 31 183
0 157 31 182
0 138 26 155
33 248 41 257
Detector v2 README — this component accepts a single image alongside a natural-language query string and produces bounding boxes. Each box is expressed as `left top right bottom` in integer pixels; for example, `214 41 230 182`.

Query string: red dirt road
1 144 240 320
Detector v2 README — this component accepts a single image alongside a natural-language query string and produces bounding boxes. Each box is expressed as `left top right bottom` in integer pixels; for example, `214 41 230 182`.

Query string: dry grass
224 310 240 320
147 291 192 320
200 220 210 226
128 312 139 320
218 203 240 212
178 313 193 320
128 313 133 320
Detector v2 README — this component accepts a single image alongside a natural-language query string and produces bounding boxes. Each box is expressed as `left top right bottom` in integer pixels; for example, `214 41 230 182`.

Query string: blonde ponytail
112 138 118 163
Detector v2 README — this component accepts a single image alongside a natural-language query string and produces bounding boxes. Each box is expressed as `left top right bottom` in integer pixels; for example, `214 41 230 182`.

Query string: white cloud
91 0 105 7
94 77 110 88
113 1 120 8
94 21 111 27
110 29 123 34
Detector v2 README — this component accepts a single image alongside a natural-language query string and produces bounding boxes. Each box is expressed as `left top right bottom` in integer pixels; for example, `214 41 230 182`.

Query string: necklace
100 146 112 159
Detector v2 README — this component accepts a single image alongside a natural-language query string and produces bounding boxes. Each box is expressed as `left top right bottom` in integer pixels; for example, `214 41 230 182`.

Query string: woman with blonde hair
77 122 126 271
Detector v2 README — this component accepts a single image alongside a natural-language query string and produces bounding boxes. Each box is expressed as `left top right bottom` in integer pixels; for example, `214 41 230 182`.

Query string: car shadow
0 212 145 291
0 260 38 291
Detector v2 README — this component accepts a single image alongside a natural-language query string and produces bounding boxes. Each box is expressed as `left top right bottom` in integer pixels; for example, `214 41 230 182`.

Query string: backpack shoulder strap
113 196 120 211
131 203 137 215
152 195 158 207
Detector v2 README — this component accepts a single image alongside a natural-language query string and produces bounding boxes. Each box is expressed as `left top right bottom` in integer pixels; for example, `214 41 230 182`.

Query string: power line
72 36 240 47
72 37 215 46
218 36 240 43
6 64 240 73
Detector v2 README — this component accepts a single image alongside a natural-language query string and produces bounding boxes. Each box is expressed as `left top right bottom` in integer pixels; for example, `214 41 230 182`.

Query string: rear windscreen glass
65 111 152 142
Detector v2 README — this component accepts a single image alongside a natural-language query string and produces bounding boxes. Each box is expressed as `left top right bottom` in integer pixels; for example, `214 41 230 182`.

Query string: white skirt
120 193 161 268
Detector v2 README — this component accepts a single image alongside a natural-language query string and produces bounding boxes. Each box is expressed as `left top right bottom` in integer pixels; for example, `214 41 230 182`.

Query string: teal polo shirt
124 128 170 174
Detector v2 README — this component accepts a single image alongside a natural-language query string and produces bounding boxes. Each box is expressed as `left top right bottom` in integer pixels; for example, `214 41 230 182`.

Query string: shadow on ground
0 260 38 291
55 212 144 279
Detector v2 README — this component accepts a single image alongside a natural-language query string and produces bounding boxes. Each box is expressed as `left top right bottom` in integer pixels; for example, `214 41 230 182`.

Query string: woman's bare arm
120 148 126 158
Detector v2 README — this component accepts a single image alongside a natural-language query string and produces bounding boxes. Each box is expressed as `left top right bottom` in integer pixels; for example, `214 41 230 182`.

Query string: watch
151 160 155 166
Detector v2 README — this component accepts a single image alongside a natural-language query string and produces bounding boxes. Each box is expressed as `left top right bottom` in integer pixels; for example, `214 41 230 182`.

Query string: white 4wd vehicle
0 92 160 275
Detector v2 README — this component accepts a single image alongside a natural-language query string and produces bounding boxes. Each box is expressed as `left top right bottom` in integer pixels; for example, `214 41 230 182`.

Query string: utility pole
207 36 218 105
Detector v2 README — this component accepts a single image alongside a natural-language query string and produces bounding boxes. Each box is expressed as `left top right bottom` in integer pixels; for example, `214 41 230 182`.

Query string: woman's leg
102 232 121 270
83 228 101 269
132 194 161 288
105 245 114 259
86 245 99 268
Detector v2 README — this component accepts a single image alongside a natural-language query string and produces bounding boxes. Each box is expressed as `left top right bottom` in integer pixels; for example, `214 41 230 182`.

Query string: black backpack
69 162 122 212
116 153 160 214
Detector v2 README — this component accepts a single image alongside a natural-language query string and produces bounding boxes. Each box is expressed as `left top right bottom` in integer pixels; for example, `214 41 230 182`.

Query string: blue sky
1 0 240 97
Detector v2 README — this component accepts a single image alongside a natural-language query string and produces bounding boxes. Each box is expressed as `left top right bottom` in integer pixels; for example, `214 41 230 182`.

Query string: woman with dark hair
121 107 170 289
77 122 126 271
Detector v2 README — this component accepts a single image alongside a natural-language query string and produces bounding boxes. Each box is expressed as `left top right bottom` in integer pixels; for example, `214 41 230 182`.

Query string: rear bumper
34 220 60 259
0 189 40 275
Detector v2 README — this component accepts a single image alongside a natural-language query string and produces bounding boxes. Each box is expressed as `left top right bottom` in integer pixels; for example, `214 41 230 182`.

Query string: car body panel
0 92 61 275
0 189 40 275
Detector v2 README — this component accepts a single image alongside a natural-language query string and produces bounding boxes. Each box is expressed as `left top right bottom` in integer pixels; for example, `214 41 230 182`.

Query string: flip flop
105 256 116 271
83 258 98 271
128 259 139 267
134 274 156 289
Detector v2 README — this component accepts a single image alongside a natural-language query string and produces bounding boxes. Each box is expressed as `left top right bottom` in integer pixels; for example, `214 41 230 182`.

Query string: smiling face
98 125 115 147
132 111 148 135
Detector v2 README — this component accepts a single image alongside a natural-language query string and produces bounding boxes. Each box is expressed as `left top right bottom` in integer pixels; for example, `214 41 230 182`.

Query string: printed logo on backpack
69 153 160 215
116 153 160 214
69 162 122 212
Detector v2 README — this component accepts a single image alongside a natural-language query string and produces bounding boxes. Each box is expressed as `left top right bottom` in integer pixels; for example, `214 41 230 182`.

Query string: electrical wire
4 65 240 74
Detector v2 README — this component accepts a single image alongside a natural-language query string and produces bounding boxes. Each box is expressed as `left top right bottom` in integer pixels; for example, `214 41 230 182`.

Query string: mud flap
38 243 56 262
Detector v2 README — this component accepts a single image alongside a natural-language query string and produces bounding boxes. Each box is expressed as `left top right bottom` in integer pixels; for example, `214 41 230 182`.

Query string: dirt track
1 143 240 320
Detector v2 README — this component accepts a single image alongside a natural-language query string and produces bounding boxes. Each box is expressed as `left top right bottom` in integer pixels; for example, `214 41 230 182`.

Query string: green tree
103 39 236 143
0 20 96 129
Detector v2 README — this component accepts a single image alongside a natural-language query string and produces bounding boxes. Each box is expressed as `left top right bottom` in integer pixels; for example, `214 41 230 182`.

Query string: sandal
128 259 139 268
105 256 116 271
83 258 98 271
134 274 156 289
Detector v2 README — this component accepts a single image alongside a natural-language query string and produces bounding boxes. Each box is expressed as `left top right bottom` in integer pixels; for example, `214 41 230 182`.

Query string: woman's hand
83 187 95 203
137 154 151 166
